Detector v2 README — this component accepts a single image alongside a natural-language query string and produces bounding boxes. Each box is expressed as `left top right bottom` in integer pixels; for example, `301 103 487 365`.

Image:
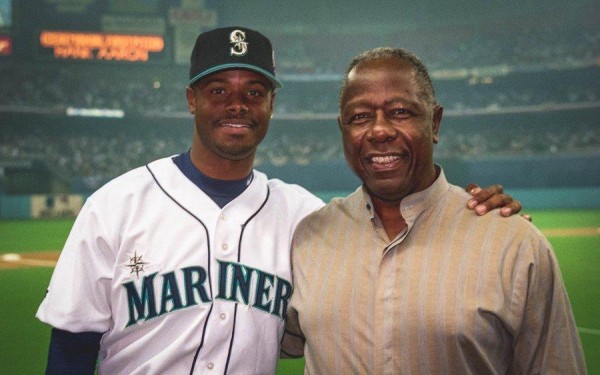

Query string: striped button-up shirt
283 169 586 374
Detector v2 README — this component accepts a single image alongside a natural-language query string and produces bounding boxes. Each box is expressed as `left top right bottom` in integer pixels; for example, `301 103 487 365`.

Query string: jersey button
207 362 214 370
222 243 228 251
220 214 227 221
220 313 226 320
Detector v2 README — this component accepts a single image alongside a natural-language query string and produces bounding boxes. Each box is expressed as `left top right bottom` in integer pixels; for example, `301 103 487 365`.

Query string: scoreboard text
40 31 165 62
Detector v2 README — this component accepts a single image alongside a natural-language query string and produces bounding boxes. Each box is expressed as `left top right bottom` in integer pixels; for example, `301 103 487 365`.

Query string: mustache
212 114 257 126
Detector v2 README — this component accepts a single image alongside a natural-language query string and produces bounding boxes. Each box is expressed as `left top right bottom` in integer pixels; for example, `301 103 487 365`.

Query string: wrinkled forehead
351 57 417 83
343 60 420 99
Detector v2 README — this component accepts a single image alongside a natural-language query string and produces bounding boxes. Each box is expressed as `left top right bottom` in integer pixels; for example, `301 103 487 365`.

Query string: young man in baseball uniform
37 28 525 374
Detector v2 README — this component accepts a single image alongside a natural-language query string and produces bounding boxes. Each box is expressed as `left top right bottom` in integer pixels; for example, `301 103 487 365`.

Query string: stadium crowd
271 10 599 75
0 62 598 117
1 5 598 193
0 7 598 117
1 120 598 192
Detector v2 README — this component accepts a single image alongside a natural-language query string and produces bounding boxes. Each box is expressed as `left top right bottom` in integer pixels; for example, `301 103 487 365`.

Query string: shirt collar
360 165 450 244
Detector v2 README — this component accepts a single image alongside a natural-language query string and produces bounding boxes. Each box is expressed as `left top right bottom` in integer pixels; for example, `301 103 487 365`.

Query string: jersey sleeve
269 178 325 220
36 197 116 333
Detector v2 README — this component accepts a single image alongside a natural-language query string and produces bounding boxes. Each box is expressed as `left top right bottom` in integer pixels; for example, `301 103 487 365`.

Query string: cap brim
189 63 283 88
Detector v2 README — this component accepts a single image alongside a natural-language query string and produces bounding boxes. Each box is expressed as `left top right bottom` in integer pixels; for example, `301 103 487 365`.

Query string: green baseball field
1 209 598 374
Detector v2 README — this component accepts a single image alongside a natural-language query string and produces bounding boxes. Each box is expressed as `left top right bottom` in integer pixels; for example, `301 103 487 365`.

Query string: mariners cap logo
229 30 248 56
189 26 283 88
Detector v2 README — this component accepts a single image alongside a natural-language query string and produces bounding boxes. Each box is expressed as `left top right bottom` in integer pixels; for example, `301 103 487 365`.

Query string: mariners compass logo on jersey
126 250 149 279
229 29 248 56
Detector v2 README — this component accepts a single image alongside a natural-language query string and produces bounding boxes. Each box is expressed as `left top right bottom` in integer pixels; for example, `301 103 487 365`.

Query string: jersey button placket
217 213 233 254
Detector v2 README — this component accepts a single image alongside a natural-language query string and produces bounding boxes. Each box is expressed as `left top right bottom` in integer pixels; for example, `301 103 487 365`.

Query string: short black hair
339 47 437 108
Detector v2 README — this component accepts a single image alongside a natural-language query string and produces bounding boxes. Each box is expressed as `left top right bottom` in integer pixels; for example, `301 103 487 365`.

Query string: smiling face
186 68 275 179
338 57 442 203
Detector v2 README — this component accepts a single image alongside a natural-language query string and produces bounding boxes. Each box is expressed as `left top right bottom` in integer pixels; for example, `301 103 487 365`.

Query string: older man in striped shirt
282 47 586 374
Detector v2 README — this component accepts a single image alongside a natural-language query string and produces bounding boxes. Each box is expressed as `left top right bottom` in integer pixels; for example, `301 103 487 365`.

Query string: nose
226 92 249 115
367 111 397 143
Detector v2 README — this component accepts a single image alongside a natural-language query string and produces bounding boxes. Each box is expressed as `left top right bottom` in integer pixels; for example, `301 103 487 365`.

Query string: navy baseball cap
189 26 283 89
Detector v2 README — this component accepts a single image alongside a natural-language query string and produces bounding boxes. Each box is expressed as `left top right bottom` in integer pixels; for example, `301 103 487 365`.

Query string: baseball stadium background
0 0 598 373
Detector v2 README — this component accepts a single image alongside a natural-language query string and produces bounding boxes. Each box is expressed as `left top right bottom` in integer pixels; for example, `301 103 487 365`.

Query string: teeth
371 155 400 164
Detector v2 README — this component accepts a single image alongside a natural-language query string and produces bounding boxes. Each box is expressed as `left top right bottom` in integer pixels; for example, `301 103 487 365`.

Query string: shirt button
222 243 228 251
220 313 226 320
207 363 214 369
220 214 227 221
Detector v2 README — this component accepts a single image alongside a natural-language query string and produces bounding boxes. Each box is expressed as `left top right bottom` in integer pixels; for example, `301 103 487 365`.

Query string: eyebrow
200 77 272 90
386 98 424 110
344 96 420 110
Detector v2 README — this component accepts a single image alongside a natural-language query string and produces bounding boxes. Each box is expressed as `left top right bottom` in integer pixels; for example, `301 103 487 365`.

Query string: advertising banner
31 194 84 219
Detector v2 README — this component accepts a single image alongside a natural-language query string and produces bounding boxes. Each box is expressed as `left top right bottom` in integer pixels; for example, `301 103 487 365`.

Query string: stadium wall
259 154 600 210
259 154 599 189
0 154 598 219
0 194 84 219
0 186 598 220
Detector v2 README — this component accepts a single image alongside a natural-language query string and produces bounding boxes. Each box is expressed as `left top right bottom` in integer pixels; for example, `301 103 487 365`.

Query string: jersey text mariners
123 260 292 327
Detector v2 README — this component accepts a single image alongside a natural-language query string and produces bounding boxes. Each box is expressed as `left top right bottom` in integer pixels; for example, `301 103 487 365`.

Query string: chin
365 184 408 203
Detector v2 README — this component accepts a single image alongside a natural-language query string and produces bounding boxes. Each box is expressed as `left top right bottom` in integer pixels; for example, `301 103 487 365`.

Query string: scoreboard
39 31 166 62
13 0 218 65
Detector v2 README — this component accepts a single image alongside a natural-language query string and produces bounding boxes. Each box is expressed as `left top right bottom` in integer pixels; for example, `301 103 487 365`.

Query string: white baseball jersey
36 156 324 375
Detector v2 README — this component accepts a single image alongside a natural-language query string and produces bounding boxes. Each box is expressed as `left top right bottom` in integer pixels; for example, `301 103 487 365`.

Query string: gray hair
340 47 437 107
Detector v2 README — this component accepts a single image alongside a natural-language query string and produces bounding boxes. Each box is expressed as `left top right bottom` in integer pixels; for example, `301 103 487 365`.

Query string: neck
371 196 407 240
369 165 441 239
190 146 255 180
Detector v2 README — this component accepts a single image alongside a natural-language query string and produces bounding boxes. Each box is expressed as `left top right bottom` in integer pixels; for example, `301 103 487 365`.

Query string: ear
185 86 196 114
432 105 443 144
337 115 343 131
269 91 276 118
